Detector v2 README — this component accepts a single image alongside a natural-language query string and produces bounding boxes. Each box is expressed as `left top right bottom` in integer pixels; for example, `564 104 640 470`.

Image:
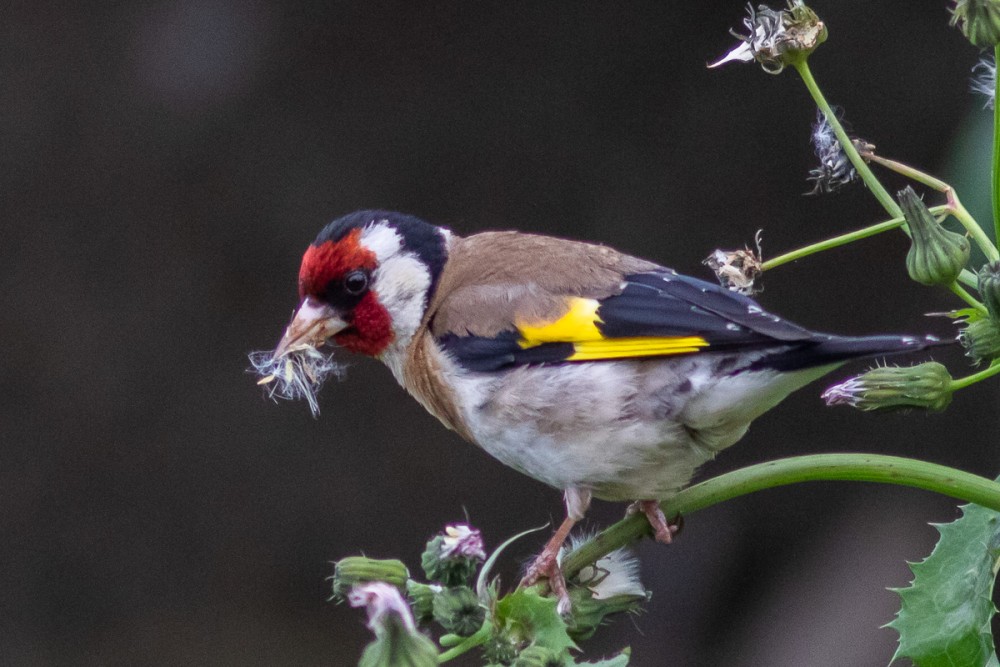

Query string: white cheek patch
361 223 403 263
374 253 432 341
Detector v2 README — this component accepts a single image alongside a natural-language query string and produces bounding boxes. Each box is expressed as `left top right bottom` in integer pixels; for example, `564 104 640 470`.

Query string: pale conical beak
273 296 349 358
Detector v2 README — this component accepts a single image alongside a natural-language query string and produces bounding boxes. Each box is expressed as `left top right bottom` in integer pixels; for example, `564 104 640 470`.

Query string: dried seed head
710 1 827 74
806 109 859 195
704 231 764 296
972 56 997 110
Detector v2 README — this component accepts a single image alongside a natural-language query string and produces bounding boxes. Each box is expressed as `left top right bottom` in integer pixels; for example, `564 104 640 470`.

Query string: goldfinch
255 210 940 605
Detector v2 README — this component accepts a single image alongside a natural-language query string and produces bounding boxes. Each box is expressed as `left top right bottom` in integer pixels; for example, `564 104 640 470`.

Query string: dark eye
343 270 369 295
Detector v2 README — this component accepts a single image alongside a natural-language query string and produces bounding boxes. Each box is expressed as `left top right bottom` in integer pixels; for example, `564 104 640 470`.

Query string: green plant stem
560 454 1000 581
949 282 988 314
950 360 1000 391
793 61 901 218
994 43 1000 248
437 623 490 663
866 154 999 263
762 214 914 271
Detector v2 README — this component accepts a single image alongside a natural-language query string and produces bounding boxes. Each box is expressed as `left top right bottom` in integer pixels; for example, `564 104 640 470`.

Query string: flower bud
822 362 954 412
348 582 439 667
331 557 409 600
483 634 519 665
421 524 486 586
406 580 442 623
566 589 649 642
978 262 1000 321
899 187 970 286
961 318 1000 364
950 0 1000 48
512 645 566 667
431 586 485 637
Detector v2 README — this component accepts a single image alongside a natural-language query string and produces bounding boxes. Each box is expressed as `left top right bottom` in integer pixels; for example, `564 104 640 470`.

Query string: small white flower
821 376 865 408
971 56 997 110
348 582 418 634
560 533 645 601
348 582 440 666
440 524 487 560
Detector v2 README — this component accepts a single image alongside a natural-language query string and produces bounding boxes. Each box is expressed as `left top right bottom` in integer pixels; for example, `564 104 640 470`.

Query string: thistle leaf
493 588 578 656
888 499 1000 666
575 648 631 666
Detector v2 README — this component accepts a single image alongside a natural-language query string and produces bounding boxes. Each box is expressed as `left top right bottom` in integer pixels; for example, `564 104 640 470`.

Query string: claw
629 500 682 544
520 515 577 614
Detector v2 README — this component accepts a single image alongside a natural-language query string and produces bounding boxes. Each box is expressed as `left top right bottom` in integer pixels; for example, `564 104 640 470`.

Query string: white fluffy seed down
249 346 346 416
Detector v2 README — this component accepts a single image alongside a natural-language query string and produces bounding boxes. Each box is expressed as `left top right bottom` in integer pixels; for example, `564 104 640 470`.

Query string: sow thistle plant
331 2 1000 664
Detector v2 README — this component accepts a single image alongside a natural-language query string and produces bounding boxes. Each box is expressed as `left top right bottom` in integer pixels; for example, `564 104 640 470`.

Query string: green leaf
888 500 1000 666
574 647 630 666
494 588 578 657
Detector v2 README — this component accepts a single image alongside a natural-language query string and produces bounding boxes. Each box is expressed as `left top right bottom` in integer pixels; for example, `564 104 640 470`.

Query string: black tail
751 334 953 372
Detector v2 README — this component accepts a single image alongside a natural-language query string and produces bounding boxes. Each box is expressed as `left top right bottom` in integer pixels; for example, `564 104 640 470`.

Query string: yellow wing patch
516 297 709 361
517 297 604 344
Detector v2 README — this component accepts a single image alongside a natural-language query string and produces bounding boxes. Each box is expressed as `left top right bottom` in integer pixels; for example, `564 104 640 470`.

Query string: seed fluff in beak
248 344 346 417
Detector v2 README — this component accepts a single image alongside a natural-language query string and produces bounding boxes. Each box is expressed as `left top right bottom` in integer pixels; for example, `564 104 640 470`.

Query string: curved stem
866 154 998 263
436 623 490 663
955 201 999 264
793 61 901 218
561 454 1000 580
993 43 1000 247
950 360 1000 391
949 282 988 313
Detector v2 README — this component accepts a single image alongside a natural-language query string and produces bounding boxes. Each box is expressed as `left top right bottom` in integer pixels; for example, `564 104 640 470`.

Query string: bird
255 209 940 608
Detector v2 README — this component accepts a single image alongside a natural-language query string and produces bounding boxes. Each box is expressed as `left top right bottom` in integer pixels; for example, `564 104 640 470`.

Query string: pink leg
520 514 576 605
520 488 591 613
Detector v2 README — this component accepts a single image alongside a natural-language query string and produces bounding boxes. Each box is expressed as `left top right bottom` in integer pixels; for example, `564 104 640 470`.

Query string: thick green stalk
994 44 1000 247
560 454 1000 580
793 61 902 219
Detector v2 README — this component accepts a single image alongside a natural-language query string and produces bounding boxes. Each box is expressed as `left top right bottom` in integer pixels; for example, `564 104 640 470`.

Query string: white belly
436 353 835 501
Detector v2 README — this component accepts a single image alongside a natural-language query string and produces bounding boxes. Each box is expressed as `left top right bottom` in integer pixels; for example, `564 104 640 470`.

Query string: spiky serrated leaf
574 647 630 666
494 588 578 656
888 500 1000 666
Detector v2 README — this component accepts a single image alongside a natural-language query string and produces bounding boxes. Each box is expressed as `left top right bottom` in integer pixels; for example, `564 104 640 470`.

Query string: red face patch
298 229 378 299
297 227 394 357
333 292 394 356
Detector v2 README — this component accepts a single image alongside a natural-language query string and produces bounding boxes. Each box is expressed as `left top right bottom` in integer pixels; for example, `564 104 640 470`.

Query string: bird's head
253 210 449 413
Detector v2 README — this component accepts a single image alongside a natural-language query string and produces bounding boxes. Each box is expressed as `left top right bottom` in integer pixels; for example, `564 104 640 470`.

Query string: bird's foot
520 515 577 615
521 548 572 613
628 500 682 544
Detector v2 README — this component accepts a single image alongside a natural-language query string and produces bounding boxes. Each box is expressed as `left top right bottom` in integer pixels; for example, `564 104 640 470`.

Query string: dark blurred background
3 1 998 665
